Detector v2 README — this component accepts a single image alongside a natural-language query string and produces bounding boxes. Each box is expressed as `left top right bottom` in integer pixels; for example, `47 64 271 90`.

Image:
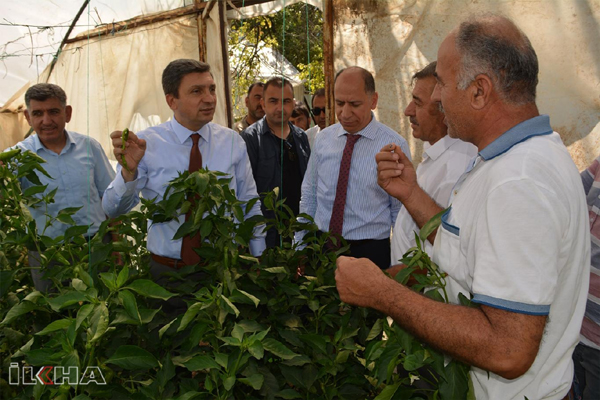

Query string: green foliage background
0 149 471 399
229 2 324 121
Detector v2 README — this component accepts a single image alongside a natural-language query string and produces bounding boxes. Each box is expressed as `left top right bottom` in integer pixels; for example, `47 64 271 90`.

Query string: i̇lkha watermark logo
9 363 106 385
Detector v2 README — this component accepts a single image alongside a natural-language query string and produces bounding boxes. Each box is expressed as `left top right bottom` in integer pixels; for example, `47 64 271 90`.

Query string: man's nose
404 101 415 117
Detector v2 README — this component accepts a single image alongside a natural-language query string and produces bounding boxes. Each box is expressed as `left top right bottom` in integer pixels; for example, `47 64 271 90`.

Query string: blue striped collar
337 112 378 140
170 116 209 144
479 115 553 161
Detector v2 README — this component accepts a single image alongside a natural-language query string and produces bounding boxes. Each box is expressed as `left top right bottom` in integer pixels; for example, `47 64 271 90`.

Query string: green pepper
121 128 131 173
0 148 21 162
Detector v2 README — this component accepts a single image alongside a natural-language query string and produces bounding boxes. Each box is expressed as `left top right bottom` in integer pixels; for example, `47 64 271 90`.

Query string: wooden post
323 0 335 126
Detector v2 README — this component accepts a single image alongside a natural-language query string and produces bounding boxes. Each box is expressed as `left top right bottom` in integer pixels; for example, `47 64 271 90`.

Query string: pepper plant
0 149 471 399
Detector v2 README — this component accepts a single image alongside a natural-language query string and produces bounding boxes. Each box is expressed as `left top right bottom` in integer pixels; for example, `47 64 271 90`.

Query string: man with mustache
297 66 410 269
336 14 589 399
234 82 265 133
5 83 115 291
389 61 476 270
103 59 266 281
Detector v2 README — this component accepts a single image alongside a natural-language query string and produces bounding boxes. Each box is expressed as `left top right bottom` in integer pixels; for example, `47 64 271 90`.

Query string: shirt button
454 190 458 195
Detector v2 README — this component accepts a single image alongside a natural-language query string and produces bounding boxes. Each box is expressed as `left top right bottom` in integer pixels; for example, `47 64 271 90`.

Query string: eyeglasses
312 107 326 116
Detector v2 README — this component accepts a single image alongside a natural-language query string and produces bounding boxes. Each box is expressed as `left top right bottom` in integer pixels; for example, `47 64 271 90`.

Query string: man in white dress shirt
389 61 476 268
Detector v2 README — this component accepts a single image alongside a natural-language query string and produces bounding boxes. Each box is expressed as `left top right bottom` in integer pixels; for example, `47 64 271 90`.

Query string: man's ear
245 95 250 108
471 74 493 110
166 94 177 111
24 109 32 126
370 92 379 110
65 105 73 123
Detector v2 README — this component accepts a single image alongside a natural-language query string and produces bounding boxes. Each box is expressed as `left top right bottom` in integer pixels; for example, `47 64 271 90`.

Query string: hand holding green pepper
110 129 146 182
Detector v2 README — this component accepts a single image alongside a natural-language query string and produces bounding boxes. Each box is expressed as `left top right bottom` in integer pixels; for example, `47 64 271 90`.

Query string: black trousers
316 231 391 270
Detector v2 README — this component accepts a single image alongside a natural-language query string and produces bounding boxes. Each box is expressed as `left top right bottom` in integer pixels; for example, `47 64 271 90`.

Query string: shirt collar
479 115 552 161
32 129 74 154
423 135 458 161
258 117 296 137
337 112 378 140
170 116 209 144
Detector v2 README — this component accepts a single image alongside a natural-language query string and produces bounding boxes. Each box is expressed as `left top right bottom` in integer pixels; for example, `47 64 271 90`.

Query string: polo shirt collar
170 116 209 144
337 112 378 140
423 135 456 161
479 115 552 161
33 129 74 154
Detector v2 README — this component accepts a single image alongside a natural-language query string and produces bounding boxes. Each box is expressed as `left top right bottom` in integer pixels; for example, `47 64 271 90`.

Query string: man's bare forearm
372 277 546 379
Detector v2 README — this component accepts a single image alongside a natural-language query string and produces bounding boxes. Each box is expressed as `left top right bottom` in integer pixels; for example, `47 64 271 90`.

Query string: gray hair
455 14 538 105
162 59 211 98
25 83 67 108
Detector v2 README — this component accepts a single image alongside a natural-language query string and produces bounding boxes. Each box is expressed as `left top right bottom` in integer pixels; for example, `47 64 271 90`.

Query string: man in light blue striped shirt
297 67 411 269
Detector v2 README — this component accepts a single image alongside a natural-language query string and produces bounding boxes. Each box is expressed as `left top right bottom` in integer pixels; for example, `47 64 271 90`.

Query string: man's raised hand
110 130 146 182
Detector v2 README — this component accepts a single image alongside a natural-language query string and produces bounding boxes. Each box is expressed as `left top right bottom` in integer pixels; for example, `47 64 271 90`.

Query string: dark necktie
181 133 202 265
329 134 361 236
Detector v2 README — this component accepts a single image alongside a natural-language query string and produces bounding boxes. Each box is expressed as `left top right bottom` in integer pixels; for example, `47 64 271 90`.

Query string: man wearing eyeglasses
305 88 327 148
241 77 311 248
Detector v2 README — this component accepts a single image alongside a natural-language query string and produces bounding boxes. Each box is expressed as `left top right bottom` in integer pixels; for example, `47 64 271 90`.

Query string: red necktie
329 134 361 236
181 133 202 265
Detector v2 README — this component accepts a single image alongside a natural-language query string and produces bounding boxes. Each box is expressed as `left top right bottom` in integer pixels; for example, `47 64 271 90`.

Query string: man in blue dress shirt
9 83 115 291
102 59 265 281
297 67 411 269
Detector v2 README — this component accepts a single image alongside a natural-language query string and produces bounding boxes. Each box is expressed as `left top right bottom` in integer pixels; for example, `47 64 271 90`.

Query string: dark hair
311 88 325 106
263 76 294 94
411 61 437 84
247 82 265 96
292 101 310 119
162 59 211 98
455 14 538 105
334 66 376 94
25 83 67 108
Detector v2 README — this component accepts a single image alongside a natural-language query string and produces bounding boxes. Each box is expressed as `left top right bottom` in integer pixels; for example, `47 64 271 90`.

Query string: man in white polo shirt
336 14 589 400
389 61 476 267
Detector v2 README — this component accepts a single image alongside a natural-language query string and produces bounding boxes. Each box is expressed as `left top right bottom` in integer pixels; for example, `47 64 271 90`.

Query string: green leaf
248 341 264 360
0 270 15 298
157 353 175 390
159 318 177 339
35 319 72 335
220 295 240 317
118 290 142 324
64 225 90 241
231 324 244 341
373 383 400 400
262 338 299 360
125 279 175 300
281 355 311 367
184 355 221 371
367 318 383 341
88 303 109 343
116 265 129 288
439 360 470 400
300 334 328 355
47 291 87 312
105 345 159 370
264 267 287 274
238 373 264 390
231 289 260 307
72 278 87 292
1 301 37 325
23 184 47 197
76 304 94 330
419 207 447 242
99 272 117 291
178 302 203 332
223 376 236 391
219 336 242 347
276 389 302 399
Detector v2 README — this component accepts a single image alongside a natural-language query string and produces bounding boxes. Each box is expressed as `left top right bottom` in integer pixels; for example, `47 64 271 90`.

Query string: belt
151 253 185 270
316 230 386 247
